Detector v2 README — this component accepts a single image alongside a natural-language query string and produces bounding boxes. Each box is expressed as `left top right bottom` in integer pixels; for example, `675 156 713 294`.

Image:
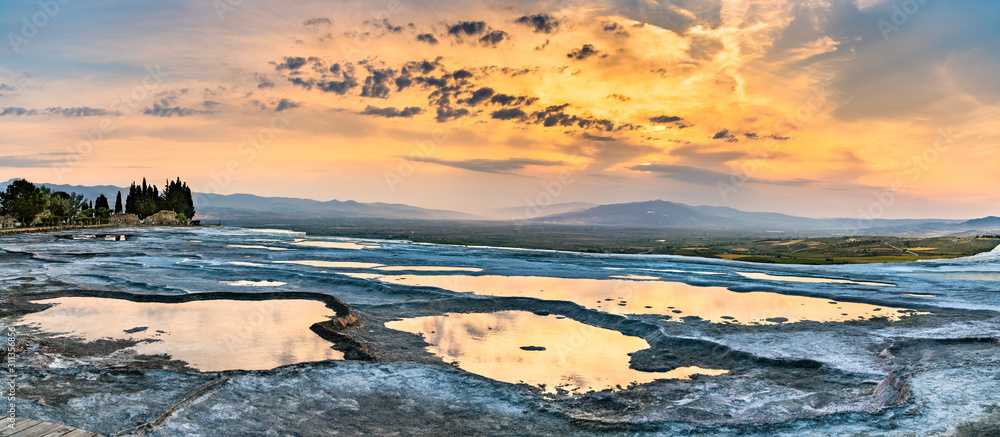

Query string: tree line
0 178 195 228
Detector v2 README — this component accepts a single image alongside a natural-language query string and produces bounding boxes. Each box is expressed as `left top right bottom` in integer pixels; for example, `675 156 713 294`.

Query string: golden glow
3 1 993 217
347 273 921 324
385 311 728 393
19 297 343 371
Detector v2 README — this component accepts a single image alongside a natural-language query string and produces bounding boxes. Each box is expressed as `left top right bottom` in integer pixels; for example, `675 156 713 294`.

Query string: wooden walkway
1 418 103 437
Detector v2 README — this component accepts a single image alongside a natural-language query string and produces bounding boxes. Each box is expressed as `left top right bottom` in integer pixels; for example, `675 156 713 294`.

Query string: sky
0 0 998 219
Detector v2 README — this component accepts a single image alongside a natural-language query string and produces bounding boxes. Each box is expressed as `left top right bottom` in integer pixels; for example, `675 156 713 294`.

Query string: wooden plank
1 420 45 437
35 424 81 437
8 422 63 437
1 419 102 437
59 431 95 437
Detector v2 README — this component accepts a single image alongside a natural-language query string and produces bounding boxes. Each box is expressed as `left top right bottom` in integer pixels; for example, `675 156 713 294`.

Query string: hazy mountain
537 200 738 229
962 216 1000 229
0 179 478 221
0 179 127 203
483 202 597 220
535 199 978 235
194 193 479 221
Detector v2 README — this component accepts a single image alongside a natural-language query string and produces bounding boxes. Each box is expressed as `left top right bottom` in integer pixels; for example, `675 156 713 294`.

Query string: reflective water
737 272 895 287
290 240 379 250
18 297 343 371
385 311 728 393
349 274 919 324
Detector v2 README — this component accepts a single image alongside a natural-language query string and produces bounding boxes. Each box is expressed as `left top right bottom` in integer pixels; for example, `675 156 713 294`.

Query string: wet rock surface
1 227 999 435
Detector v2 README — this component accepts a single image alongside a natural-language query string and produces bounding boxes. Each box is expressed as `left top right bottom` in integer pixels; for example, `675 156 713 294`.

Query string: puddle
375 266 483 272
226 244 295 251
290 240 379 250
347 274 920 324
737 272 895 287
19 297 343 371
219 280 286 287
385 311 727 394
275 260 384 269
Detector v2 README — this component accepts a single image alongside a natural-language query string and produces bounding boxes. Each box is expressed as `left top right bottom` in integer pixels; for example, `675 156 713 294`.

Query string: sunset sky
1 0 997 218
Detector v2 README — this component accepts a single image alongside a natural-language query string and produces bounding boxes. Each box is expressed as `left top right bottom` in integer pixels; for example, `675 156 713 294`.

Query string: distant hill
963 216 1000 229
194 193 479 221
535 199 974 235
0 179 127 203
0 179 479 221
483 202 597 220
538 200 737 229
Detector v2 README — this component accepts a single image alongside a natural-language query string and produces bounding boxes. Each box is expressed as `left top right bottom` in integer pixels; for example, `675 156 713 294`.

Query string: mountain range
3 179 997 236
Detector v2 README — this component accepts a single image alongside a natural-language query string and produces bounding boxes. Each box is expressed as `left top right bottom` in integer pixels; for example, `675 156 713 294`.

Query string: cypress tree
114 191 123 213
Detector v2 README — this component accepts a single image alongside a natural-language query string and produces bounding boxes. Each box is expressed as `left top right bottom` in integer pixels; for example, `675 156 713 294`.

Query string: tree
47 191 86 219
161 177 195 219
0 179 46 226
114 191 123 213
95 194 110 210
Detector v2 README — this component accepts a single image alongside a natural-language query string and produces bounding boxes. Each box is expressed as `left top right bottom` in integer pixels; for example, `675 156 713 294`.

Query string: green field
225 217 1000 265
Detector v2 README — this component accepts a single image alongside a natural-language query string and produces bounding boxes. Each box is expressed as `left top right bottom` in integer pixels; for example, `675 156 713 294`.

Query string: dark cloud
514 14 558 33
435 107 470 123
461 87 495 106
202 101 220 109
479 30 509 47
364 18 402 33
318 77 358 94
528 104 614 131
649 115 683 123
360 68 396 98
360 105 422 118
303 17 332 28
743 132 790 141
395 76 413 91
407 156 562 175
712 129 737 142
447 21 487 36
452 69 474 80
275 56 316 71
414 75 449 88
582 133 616 141
253 73 274 89
402 59 442 78
0 107 37 116
274 99 299 112
491 108 526 120
491 93 537 106
608 94 631 102
142 103 212 117
0 84 15 97
602 22 630 37
44 107 116 117
288 77 315 90
416 33 439 45
567 44 602 60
